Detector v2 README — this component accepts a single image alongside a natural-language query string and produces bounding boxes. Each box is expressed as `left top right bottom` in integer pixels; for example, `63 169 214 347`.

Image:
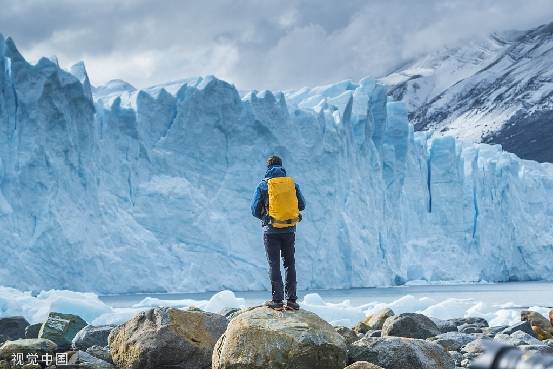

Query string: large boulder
335 326 359 345
349 337 455 369
353 308 394 333
108 307 227 369
212 306 347 369
428 332 476 351
0 338 57 360
85 345 113 364
72 325 115 350
0 317 29 341
381 313 441 339
429 318 458 333
69 350 115 369
521 310 553 340
39 312 87 350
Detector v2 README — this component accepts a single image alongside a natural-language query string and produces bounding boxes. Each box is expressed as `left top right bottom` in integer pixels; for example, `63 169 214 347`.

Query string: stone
25 324 42 339
109 307 227 369
69 350 115 369
550 310 553 326
72 325 115 350
335 326 359 345
381 313 441 339
544 338 553 348
501 321 538 337
349 337 455 369
0 317 29 341
510 330 543 345
212 306 346 369
0 338 57 360
448 317 488 328
461 337 492 354
519 344 553 354
430 318 458 333
0 336 6 347
481 325 508 337
217 307 241 319
353 308 394 333
0 360 9 369
449 351 463 366
365 330 381 337
39 313 87 350
344 362 385 369
458 324 482 334
428 332 476 351
85 345 112 364
521 310 553 340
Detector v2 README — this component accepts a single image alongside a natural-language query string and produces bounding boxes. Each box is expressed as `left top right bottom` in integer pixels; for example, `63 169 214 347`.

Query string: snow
1 35 553 295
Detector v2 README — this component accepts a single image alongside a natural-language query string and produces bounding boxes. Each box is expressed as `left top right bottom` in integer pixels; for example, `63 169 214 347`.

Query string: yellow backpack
265 176 300 228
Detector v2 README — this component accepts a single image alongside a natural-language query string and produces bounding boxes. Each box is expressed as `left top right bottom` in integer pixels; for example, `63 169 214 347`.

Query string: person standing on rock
251 155 306 310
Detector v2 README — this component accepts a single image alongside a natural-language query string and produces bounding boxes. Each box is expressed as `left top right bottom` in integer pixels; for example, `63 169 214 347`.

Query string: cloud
1 0 552 90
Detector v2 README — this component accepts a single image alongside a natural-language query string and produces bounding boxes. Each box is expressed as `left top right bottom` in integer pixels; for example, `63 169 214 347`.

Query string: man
251 155 306 310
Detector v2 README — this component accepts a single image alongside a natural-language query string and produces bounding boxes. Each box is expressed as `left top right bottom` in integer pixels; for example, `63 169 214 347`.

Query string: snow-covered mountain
379 22 553 163
1 34 553 294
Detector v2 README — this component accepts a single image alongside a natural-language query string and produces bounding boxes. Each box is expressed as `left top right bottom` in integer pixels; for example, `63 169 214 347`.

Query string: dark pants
264 232 297 302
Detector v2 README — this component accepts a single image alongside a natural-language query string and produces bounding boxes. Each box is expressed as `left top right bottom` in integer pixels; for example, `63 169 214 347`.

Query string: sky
1 0 553 91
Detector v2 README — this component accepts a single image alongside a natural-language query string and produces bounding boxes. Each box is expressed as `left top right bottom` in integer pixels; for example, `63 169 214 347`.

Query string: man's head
266 155 282 168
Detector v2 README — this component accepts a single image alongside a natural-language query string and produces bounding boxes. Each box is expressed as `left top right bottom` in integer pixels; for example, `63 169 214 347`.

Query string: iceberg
0 34 553 294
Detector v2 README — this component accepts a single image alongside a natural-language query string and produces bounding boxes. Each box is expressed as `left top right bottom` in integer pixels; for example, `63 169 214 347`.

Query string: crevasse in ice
1 35 552 293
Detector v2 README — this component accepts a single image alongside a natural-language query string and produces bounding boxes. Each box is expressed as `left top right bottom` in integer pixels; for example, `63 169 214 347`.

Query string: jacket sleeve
250 183 266 219
295 183 306 211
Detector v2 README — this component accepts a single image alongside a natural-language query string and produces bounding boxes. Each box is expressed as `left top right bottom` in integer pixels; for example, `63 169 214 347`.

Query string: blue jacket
250 165 306 233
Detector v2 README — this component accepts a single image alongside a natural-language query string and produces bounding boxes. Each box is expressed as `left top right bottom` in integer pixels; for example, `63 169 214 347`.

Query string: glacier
1 34 553 294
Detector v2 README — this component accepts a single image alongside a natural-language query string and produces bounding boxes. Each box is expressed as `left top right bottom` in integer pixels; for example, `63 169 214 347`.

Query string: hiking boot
286 300 300 310
264 300 284 309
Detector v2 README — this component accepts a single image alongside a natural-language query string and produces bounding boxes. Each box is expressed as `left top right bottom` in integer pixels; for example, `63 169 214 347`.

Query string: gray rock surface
461 337 492 354
0 338 57 360
501 321 537 337
85 345 113 364
336 326 359 345
72 325 115 350
428 332 476 351
354 308 395 333
458 324 483 334
109 307 227 369
69 350 115 369
431 318 458 333
25 323 42 339
448 318 488 328
0 317 29 340
382 313 441 339
212 306 347 369
349 336 455 369
344 362 385 369
39 312 87 350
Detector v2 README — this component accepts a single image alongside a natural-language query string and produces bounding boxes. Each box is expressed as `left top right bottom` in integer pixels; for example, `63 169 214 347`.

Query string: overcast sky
2 0 553 90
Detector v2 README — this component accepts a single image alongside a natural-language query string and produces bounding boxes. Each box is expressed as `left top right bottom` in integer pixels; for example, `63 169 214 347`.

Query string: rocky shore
1 305 552 369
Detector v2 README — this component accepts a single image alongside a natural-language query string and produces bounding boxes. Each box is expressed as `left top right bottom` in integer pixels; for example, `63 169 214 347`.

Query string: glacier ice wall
1 35 553 294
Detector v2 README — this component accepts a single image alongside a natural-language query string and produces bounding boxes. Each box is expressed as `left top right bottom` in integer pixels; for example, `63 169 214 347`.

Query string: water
100 281 553 309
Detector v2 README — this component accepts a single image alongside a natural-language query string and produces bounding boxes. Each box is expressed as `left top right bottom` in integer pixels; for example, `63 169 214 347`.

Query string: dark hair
266 155 282 168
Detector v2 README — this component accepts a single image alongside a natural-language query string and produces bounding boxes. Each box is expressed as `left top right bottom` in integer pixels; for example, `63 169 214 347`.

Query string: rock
481 325 508 337
461 337 492 354
0 336 6 347
336 326 359 345
428 332 476 351
381 313 441 339
0 360 9 369
25 324 42 339
0 317 29 340
365 330 381 337
430 318 458 333
353 308 394 333
501 321 537 337
550 310 553 326
0 338 57 360
449 351 463 366
510 330 543 345
344 362 385 369
39 313 87 350
519 344 553 354
349 337 454 369
69 350 114 369
458 324 482 334
72 325 115 350
21 364 41 369
212 306 346 369
521 310 553 340
85 346 112 364
109 307 227 369
448 317 488 328
218 307 241 319
544 338 553 348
